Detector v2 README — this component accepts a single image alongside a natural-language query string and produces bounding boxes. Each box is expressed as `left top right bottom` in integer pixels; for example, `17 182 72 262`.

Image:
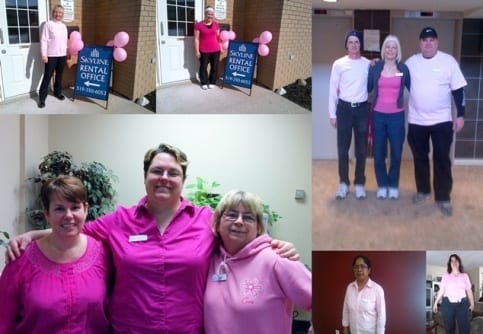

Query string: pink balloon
72 39 84 52
258 44 269 57
222 40 229 50
113 47 127 62
114 31 129 48
70 31 81 41
252 37 260 43
106 40 114 47
220 30 229 41
259 30 272 44
228 30 236 40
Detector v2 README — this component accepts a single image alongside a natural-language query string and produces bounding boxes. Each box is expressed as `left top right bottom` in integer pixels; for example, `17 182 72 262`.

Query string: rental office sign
74 46 113 108
223 41 258 94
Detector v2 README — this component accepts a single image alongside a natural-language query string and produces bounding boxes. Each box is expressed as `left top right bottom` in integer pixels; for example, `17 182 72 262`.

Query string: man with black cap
328 30 370 200
405 27 467 216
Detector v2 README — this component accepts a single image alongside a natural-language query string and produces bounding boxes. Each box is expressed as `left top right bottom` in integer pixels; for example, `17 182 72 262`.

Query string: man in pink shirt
38 5 68 108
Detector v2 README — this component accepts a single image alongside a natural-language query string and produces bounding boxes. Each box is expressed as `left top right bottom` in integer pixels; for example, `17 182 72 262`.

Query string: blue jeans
407 122 453 201
372 111 405 188
336 101 369 185
441 297 470 334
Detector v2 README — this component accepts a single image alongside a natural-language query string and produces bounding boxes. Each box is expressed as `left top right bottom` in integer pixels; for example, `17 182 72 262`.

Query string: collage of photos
0 0 482 333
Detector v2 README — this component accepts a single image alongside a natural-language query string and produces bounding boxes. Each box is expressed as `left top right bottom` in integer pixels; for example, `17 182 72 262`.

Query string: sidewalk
156 80 310 114
1 88 153 114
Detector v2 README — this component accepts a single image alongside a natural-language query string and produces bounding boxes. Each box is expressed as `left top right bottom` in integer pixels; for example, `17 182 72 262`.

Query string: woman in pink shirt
194 7 221 90
204 190 312 334
433 254 474 334
367 35 410 200
0 176 110 334
38 5 68 108
7 143 296 334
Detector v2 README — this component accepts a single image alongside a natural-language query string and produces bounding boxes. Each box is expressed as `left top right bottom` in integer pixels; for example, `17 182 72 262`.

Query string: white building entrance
0 0 47 101
156 0 203 86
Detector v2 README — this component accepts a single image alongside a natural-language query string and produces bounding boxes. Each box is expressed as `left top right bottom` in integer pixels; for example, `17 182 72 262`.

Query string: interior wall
312 14 351 159
313 251 426 333
38 114 312 265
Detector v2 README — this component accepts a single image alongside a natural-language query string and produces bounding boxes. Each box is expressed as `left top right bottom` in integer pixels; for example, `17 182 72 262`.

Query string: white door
0 0 47 101
157 0 202 86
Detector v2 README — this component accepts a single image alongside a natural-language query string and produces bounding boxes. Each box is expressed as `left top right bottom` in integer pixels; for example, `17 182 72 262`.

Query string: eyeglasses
222 211 257 224
353 264 368 270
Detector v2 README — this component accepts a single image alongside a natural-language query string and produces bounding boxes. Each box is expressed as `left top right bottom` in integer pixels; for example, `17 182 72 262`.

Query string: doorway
0 0 47 101
156 0 203 86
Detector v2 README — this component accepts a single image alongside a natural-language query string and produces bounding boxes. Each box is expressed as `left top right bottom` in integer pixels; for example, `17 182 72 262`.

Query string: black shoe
55 94 65 101
38 101 45 108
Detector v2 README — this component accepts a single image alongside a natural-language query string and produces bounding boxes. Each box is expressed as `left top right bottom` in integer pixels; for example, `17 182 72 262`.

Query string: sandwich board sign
223 41 258 95
74 46 113 109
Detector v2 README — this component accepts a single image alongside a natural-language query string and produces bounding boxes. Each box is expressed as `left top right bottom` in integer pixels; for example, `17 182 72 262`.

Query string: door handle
0 28 4 44
160 22 164 36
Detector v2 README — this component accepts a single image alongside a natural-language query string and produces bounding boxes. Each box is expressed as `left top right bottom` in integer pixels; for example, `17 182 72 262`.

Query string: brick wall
55 0 155 100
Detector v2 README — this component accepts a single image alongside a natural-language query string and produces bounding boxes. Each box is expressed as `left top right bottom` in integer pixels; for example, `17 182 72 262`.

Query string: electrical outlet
295 189 305 200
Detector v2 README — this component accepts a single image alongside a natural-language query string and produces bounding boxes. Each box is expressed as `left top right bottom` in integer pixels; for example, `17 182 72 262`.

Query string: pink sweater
0 236 109 334
40 19 68 57
204 234 312 334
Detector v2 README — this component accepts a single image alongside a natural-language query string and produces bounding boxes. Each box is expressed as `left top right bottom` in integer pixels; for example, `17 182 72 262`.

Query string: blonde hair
211 190 265 240
381 35 402 62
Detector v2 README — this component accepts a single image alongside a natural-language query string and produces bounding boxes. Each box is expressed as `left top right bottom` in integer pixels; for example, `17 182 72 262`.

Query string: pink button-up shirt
342 278 386 334
440 272 471 303
83 196 215 334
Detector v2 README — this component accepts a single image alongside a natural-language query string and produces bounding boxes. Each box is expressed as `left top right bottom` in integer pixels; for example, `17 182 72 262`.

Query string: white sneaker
354 184 366 199
335 183 349 199
376 187 387 199
388 188 399 199
208 84 215 89
201 85 208 90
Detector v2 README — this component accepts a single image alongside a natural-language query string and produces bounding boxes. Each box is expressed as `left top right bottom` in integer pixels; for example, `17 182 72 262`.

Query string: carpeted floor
312 160 483 250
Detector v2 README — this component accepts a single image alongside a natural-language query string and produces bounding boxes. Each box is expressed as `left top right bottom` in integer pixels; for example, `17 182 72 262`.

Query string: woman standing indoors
0 176 110 334
194 6 221 90
433 254 474 334
367 35 411 200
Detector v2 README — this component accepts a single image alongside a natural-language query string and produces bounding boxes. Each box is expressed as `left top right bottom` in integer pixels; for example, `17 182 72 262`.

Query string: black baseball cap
419 27 438 39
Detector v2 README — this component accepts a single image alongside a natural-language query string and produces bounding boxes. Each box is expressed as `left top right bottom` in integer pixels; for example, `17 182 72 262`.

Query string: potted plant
25 151 118 230
0 230 9 248
185 177 282 226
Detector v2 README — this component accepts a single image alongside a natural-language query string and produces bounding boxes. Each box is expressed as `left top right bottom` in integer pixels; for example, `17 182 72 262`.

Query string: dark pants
199 51 220 85
441 297 471 334
39 56 67 102
407 122 453 201
336 101 369 185
373 110 405 188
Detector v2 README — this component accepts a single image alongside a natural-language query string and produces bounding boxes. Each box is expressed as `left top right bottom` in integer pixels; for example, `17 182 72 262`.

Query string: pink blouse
373 75 404 114
0 236 110 334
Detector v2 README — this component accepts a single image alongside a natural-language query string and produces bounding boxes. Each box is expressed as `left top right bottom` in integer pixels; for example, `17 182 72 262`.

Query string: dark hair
352 254 371 269
40 175 87 210
143 143 189 180
447 254 464 273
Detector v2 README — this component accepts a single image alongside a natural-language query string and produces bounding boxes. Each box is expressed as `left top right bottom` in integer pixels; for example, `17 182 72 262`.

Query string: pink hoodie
204 234 312 334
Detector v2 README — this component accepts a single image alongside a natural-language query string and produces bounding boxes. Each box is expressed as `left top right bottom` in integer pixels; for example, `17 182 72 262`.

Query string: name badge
212 273 227 282
129 234 148 242
395 72 403 76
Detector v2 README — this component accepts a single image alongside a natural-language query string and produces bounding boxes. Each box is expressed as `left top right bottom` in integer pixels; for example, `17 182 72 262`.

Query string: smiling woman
0 175 110 333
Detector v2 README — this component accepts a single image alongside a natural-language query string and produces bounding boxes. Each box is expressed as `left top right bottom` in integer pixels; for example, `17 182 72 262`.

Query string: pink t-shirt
83 196 215 334
0 236 109 334
440 272 471 303
373 75 404 114
40 19 68 57
194 21 220 53
204 234 312 334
